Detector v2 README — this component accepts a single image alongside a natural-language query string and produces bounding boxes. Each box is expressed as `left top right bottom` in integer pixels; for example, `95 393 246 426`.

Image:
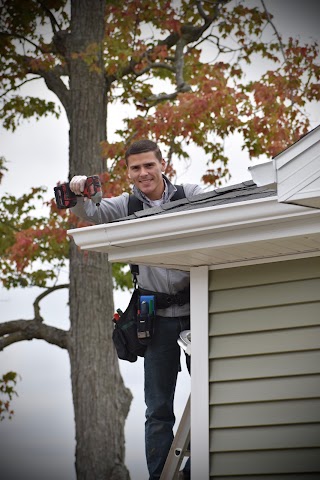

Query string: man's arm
69 175 129 224
183 183 204 197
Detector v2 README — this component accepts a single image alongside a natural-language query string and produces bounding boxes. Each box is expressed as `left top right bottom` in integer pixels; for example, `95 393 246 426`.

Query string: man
70 139 203 479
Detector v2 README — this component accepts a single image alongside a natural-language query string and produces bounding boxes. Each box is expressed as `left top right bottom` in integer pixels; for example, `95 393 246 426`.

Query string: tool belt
112 286 190 363
138 287 190 308
112 289 147 363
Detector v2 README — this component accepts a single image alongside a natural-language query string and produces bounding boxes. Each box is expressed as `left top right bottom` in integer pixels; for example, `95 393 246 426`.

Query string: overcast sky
0 1 319 479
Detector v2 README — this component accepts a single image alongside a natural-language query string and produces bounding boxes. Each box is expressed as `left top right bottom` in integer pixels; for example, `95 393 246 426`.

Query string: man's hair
125 139 163 165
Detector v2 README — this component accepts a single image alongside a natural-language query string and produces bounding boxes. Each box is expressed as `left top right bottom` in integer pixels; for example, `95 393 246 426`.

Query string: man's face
127 151 166 200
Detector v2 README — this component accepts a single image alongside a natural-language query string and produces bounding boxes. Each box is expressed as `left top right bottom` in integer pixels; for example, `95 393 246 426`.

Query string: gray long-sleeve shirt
71 175 203 317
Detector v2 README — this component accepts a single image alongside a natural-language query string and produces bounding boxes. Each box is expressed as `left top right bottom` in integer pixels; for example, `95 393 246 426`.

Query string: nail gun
54 175 102 209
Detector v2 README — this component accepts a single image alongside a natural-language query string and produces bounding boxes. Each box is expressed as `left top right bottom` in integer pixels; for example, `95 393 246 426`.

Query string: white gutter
68 197 320 262
248 160 276 188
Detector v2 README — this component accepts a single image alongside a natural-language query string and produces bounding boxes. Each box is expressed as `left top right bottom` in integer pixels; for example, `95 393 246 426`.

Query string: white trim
68 196 320 271
275 125 320 208
275 125 320 169
208 250 320 270
248 160 276 187
190 266 209 480
68 197 320 260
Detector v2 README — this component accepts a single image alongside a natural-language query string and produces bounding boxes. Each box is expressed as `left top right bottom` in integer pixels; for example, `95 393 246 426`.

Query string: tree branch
0 77 39 100
33 283 69 321
147 91 180 104
106 0 229 93
0 284 70 350
42 71 70 118
133 61 176 77
36 2 71 59
174 38 189 89
0 321 68 350
0 31 45 53
261 0 287 63
2 51 70 118
196 0 213 22
37 1 61 35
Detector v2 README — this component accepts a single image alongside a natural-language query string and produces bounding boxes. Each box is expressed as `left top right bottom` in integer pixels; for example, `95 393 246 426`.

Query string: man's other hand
70 175 87 195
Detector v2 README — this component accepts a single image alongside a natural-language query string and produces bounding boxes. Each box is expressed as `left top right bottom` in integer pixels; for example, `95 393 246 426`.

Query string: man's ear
161 159 166 172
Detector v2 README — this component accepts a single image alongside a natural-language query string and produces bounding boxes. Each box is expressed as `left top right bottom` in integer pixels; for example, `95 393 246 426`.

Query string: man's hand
70 175 87 195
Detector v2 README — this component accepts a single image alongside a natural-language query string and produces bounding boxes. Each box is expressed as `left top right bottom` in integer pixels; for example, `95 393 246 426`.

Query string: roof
113 180 277 223
68 179 320 269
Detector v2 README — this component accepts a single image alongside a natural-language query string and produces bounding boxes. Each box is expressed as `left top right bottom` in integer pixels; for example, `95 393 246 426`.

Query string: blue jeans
144 315 190 480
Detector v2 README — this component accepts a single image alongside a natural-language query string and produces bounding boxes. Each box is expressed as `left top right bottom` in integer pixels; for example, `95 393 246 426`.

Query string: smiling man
125 142 166 201
69 139 202 480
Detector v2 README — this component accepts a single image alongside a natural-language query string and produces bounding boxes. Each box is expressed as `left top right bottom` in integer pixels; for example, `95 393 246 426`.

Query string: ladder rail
160 394 190 480
160 330 191 480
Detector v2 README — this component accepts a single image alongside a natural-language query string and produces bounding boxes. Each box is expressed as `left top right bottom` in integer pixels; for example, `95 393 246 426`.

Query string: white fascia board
275 125 320 170
67 197 320 268
275 126 320 207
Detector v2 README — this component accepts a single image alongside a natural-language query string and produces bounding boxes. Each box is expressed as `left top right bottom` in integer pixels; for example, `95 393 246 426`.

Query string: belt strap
138 287 190 308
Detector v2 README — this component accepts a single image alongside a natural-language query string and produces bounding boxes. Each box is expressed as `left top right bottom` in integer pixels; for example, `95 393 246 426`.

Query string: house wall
208 257 320 479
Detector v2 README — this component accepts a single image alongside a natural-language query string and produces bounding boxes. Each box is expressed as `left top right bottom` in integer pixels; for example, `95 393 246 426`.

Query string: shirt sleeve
183 183 205 197
71 192 129 224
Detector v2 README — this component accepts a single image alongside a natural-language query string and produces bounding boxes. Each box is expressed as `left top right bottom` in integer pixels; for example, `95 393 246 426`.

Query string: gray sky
0 1 319 479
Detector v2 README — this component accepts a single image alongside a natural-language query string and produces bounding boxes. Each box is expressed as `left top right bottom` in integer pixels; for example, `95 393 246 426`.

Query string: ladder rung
174 448 190 457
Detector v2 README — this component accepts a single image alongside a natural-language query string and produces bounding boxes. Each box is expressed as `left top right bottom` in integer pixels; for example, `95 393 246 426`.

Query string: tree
0 1 319 478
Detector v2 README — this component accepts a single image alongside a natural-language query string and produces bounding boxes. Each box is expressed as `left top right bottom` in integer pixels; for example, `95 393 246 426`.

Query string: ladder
160 329 191 479
160 394 190 480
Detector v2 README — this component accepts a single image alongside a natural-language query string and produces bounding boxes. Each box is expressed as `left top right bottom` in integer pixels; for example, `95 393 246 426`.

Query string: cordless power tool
54 175 102 209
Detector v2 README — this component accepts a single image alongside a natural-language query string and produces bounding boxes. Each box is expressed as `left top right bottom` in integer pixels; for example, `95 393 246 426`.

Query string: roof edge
67 196 319 255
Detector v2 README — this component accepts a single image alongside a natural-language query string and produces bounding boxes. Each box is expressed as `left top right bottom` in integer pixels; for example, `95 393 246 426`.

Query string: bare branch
158 32 180 50
196 0 212 22
42 71 70 117
134 61 176 77
148 91 179 103
37 1 61 35
166 140 175 171
0 320 68 350
33 284 69 321
0 77 39 100
0 331 30 348
0 30 45 52
0 285 69 350
261 0 287 63
174 38 188 89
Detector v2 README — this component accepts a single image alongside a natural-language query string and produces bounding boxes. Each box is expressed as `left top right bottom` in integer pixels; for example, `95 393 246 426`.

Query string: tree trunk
68 1 132 478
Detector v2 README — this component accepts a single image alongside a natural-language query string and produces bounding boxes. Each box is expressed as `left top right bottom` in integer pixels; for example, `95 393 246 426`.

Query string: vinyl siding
208 257 320 478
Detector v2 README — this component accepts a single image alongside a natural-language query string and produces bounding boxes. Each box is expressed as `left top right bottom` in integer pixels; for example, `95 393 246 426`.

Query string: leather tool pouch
112 289 147 362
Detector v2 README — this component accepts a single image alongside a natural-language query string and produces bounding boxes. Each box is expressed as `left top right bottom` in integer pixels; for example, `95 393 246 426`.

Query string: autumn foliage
0 162 132 288
0 371 18 421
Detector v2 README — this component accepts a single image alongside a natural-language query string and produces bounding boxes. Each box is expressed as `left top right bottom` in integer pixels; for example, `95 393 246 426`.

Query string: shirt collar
132 174 177 207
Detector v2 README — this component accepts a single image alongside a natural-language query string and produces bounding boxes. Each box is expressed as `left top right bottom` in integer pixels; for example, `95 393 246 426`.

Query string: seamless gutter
67 196 320 254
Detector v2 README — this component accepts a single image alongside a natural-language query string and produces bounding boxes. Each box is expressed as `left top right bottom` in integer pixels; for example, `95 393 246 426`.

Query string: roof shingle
112 180 277 223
